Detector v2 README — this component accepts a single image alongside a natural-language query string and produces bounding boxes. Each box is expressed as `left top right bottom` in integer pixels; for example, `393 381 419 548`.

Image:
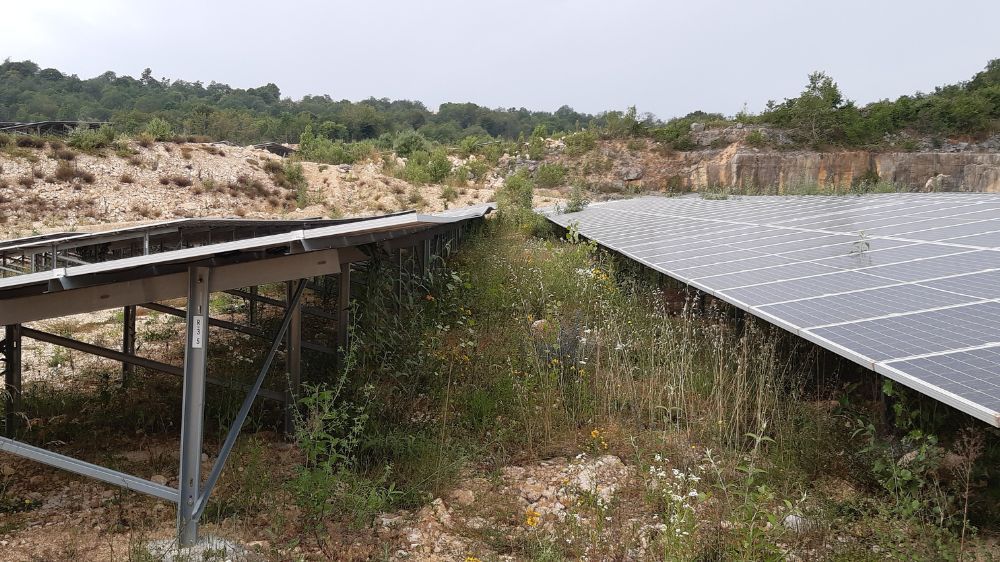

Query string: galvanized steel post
284 280 302 435
122 305 136 386
3 324 22 436
177 267 210 546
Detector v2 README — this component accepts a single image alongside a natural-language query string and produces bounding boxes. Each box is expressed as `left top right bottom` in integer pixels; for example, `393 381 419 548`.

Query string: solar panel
546 194 1000 426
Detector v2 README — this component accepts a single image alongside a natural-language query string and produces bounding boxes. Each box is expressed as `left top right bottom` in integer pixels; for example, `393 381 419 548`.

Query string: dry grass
130 201 163 218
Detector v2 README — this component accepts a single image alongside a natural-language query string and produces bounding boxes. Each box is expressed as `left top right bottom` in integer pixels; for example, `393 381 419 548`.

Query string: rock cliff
568 140 1000 194
684 149 1000 192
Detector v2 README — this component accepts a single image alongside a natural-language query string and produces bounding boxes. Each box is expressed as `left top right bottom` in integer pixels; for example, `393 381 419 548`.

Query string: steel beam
0 436 179 502
302 341 336 356
0 248 341 326
223 289 337 321
142 301 334 357
142 302 265 339
3 324 21 436
178 266 210 546
19 327 287 402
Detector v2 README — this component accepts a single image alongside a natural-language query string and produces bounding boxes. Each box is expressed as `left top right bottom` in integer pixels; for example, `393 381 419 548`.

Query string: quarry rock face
652 149 1000 193
618 164 644 181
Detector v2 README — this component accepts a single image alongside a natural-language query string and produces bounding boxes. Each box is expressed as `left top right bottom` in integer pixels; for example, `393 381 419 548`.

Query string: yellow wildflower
590 429 600 439
525 509 541 527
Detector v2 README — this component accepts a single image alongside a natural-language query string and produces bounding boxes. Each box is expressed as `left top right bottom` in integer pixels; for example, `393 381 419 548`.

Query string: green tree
393 131 428 158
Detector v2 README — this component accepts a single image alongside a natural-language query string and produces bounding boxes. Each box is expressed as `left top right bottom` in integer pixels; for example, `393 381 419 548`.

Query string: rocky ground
0 140 502 237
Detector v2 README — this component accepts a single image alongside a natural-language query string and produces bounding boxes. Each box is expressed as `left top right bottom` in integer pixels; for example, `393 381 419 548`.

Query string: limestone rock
449 489 475 507
782 514 812 533
619 165 644 181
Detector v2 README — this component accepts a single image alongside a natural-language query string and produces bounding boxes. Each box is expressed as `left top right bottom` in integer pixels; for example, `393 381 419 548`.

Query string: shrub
564 130 597 156
398 150 432 184
407 187 425 206
68 125 115 151
298 126 378 165
0 133 11 147
426 149 452 183
120 173 135 184
466 159 489 182
449 164 470 187
54 148 76 160
136 132 155 148
626 138 646 151
144 117 173 141
54 161 76 182
526 135 545 160
17 175 34 187
113 134 134 156
284 161 305 184
535 163 566 188
169 175 192 187
15 136 45 149
392 131 428 158
745 129 768 148
262 159 283 175
457 135 485 158
564 183 589 213
440 185 458 202
498 169 534 211
131 202 162 218
671 134 697 151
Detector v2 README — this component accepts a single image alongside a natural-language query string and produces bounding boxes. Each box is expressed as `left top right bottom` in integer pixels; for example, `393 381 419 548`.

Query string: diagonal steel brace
191 279 306 520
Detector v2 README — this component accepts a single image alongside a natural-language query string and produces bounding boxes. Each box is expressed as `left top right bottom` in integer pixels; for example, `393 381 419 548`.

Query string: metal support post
177 267 211 547
422 238 432 278
337 266 351 354
4 324 22 437
284 280 302 435
122 306 136 386
393 248 402 303
248 286 259 325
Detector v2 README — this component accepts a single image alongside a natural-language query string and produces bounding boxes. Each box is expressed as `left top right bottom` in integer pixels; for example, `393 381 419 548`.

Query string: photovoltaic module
546 193 1000 426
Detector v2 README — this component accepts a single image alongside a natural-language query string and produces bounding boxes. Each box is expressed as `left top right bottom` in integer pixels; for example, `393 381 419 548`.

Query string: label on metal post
192 316 205 348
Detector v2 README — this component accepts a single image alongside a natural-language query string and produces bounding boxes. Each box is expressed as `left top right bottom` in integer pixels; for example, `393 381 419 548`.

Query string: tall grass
452 218 809 454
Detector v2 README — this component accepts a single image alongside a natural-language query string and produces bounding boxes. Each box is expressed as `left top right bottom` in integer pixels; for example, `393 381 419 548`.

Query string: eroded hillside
0 139 498 236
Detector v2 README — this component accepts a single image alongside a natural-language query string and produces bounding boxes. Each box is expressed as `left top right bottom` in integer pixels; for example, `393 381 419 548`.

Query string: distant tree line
0 59 594 145
1 58 997 150
756 60 1000 147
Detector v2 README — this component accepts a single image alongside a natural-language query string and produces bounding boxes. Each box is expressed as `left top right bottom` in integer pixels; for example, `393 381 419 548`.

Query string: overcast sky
3 0 998 119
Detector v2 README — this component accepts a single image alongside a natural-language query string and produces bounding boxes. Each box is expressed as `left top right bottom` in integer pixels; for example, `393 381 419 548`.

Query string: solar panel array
546 193 1000 426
